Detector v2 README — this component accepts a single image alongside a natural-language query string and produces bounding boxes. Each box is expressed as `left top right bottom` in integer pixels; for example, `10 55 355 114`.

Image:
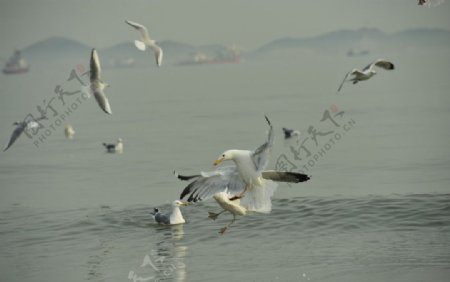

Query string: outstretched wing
90 48 101 82
179 166 246 202
125 20 151 42
93 89 112 115
363 59 395 72
337 71 351 93
373 59 395 70
262 171 310 183
150 44 163 67
3 124 25 152
251 116 274 172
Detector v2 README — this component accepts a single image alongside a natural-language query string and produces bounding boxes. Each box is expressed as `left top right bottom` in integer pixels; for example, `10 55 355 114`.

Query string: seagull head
213 150 235 166
13 121 21 126
172 200 189 207
117 138 123 143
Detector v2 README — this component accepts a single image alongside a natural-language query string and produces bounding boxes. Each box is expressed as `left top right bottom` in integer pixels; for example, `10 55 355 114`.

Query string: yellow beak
180 201 189 206
213 158 223 166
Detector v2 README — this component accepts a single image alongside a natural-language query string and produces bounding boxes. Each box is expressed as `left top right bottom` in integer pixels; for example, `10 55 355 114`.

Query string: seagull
102 138 123 153
125 20 163 67
282 127 300 139
3 116 46 152
176 116 311 213
90 48 112 114
337 59 395 93
151 200 189 225
208 191 247 234
64 124 75 139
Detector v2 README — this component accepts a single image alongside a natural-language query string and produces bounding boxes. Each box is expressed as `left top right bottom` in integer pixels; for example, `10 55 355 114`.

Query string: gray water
1 50 450 281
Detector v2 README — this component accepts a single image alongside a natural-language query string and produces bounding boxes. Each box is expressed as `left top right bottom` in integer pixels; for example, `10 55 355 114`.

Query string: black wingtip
264 115 271 126
291 172 311 183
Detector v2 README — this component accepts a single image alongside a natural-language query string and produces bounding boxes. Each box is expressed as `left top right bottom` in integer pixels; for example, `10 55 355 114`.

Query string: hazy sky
0 0 449 53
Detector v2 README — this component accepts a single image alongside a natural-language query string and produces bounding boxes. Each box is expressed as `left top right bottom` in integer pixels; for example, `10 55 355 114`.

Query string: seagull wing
90 48 101 81
154 212 171 225
261 171 310 183
179 166 246 202
363 59 395 72
337 71 352 93
251 116 274 172
373 59 395 70
3 124 25 151
150 44 163 67
125 20 152 42
93 89 112 115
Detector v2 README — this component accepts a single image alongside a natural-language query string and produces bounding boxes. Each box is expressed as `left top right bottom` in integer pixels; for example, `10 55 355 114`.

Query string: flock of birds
2 19 398 234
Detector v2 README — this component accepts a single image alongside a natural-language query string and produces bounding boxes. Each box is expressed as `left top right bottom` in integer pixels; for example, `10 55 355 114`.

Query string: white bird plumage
151 200 188 225
337 59 395 93
125 20 163 67
90 49 112 114
177 116 310 213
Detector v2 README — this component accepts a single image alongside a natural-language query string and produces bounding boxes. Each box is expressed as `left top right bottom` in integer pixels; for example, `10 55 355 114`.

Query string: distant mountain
22 36 91 64
19 36 235 67
252 27 450 57
18 28 450 66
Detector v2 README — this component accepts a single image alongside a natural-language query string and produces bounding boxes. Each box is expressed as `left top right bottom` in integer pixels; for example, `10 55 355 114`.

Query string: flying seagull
337 59 395 93
176 116 311 212
90 48 112 115
151 200 189 225
3 116 46 152
102 138 123 153
125 20 163 67
208 191 248 234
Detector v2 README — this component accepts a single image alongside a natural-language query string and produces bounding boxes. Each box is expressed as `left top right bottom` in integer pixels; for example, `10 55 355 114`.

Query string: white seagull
102 138 123 153
3 116 46 151
337 59 395 93
151 200 189 225
64 124 75 139
125 20 163 67
176 116 311 213
90 48 112 115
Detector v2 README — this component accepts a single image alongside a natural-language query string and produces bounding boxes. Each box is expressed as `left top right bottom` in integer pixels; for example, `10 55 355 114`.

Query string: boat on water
3 49 30 74
176 46 240 66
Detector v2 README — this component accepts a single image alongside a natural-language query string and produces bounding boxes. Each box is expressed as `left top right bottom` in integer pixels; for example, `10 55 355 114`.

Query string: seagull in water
151 200 189 225
64 124 75 139
337 59 395 93
125 20 163 67
103 138 123 153
176 116 311 213
282 127 300 140
90 48 112 114
208 191 248 234
3 116 46 152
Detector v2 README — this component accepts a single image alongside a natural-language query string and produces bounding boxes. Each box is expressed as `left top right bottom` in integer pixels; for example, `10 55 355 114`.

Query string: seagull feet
219 227 228 235
208 212 220 220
